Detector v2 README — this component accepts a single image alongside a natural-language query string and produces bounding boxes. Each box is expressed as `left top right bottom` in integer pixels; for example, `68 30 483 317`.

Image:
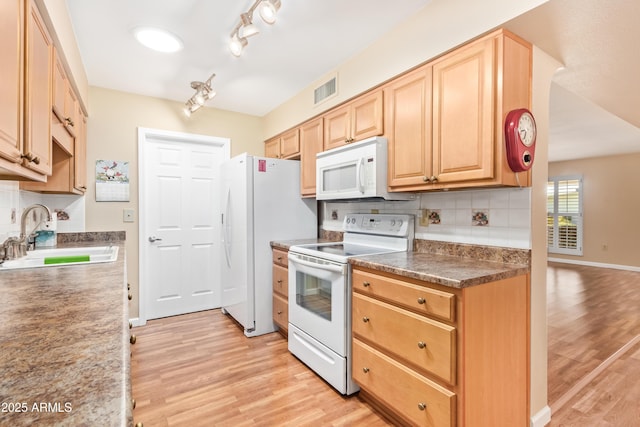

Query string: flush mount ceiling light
133 27 183 53
183 73 217 117
229 0 282 57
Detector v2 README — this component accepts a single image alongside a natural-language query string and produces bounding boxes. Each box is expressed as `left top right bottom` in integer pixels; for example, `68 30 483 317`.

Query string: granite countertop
0 236 131 426
349 251 530 289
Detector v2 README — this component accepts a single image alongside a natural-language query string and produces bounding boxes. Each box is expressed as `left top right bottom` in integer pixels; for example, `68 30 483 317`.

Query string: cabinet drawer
272 249 288 267
353 339 455 427
353 293 456 384
353 269 456 322
272 294 288 331
273 264 288 297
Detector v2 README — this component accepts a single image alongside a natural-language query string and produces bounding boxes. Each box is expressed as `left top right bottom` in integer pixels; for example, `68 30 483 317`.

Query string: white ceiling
65 0 640 162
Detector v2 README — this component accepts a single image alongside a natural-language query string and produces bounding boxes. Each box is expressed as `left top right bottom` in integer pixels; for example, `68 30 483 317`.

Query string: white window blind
547 176 583 255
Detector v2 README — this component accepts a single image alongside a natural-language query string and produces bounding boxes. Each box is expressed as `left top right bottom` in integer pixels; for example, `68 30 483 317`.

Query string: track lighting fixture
229 0 282 57
183 73 216 117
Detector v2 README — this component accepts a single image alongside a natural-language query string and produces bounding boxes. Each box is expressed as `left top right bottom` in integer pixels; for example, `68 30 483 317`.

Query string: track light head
259 0 281 24
184 73 216 116
229 33 248 57
239 12 259 38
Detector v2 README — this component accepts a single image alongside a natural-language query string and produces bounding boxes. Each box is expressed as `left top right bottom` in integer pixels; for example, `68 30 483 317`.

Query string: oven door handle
288 253 346 274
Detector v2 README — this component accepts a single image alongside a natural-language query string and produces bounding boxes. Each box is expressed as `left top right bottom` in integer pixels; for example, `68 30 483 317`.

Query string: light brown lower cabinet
272 249 289 335
352 267 529 427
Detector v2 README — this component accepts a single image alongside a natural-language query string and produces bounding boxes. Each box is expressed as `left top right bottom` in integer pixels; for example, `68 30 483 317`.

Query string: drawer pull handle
277 279 283 284
362 367 370 373
418 402 427 411
362 317 370 323
130 335 137 345
128 293 133 301
418 341 427 349
362 281 370 287
277 256 283 261
277 310 283 315
417 297 426 304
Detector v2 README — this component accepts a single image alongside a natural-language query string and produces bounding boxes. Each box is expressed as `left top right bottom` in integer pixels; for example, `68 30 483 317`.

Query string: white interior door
139 128 229 321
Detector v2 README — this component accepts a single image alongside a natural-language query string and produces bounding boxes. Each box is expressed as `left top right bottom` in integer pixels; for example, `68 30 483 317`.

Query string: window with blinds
547 176 583 255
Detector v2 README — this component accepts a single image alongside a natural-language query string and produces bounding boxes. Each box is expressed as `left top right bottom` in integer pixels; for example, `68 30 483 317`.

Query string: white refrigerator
220 153 317 337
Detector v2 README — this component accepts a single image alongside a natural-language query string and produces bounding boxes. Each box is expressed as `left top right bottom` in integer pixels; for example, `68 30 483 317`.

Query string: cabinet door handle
430 175 438 183
128 293 133 301
418 341 427 349
417 297 426 305
422 176 431 182
130 335 137 345
362 317 370 323
362 367 370 373
362 281 370 287
21 153 40 164
277 279 283 284
418 402 427 411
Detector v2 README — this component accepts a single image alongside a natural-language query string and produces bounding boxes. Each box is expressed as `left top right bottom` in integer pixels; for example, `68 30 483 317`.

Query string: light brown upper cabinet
299 117 323 197
264 128 300 159
0 0 51 181
323 90 383 150
0 0 24 166
387 29 532 192
74 110 87 193
23 0 53 176
385 65 433 188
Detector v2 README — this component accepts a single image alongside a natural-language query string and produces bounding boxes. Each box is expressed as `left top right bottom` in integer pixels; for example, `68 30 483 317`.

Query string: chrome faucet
1 204 53 261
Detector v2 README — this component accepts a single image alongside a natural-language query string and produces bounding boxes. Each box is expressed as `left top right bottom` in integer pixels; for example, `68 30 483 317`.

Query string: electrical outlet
123 209 135 223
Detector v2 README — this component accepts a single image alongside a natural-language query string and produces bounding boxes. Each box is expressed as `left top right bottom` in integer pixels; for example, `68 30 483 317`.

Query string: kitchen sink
0 245 119 270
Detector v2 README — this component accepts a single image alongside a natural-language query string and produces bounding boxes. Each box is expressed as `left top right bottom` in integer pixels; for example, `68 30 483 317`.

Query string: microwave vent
314 75 337 105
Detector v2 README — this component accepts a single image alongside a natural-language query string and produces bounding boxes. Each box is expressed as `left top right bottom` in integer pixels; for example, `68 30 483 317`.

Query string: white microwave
316 136 415 201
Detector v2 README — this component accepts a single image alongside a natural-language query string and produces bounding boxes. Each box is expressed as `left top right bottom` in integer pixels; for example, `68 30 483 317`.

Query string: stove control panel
343 213 414 237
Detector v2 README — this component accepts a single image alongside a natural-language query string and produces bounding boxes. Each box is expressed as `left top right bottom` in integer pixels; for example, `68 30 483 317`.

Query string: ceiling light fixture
183 73 216 117
133 27 183 53
228 0 282 57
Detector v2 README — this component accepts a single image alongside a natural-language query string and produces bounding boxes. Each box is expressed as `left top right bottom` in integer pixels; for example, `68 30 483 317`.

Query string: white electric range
287 213 414 395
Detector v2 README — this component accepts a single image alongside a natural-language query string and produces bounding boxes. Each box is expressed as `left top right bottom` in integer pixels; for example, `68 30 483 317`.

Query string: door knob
148 236 163 242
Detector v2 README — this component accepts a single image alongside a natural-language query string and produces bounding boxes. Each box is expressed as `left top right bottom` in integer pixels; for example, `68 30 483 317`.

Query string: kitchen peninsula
0 232 132 427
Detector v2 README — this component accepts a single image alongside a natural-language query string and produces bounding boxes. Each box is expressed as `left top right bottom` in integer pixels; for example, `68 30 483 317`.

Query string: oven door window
295 271 332 321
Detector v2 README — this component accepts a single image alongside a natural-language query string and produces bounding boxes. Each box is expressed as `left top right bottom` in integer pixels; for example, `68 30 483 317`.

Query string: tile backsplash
0 181 85 241
320 187 532 249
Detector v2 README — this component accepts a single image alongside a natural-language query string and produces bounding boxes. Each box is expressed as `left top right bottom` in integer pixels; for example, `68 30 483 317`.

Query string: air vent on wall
314 74 337 105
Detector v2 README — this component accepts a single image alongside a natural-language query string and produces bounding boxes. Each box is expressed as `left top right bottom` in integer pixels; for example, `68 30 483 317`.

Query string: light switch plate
123 208 134 223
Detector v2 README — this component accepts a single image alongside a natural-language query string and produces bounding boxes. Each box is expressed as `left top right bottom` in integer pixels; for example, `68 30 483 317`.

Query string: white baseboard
531 405 551 427
548 257 640 272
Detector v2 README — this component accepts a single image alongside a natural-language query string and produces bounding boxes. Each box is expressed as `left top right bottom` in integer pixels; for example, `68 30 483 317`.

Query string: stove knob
397 220 403 227
390 220 396 226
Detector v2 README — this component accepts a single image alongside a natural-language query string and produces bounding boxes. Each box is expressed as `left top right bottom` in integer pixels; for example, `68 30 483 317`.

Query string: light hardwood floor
131 310 392 426
547 262 640 425
131 262 640 426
